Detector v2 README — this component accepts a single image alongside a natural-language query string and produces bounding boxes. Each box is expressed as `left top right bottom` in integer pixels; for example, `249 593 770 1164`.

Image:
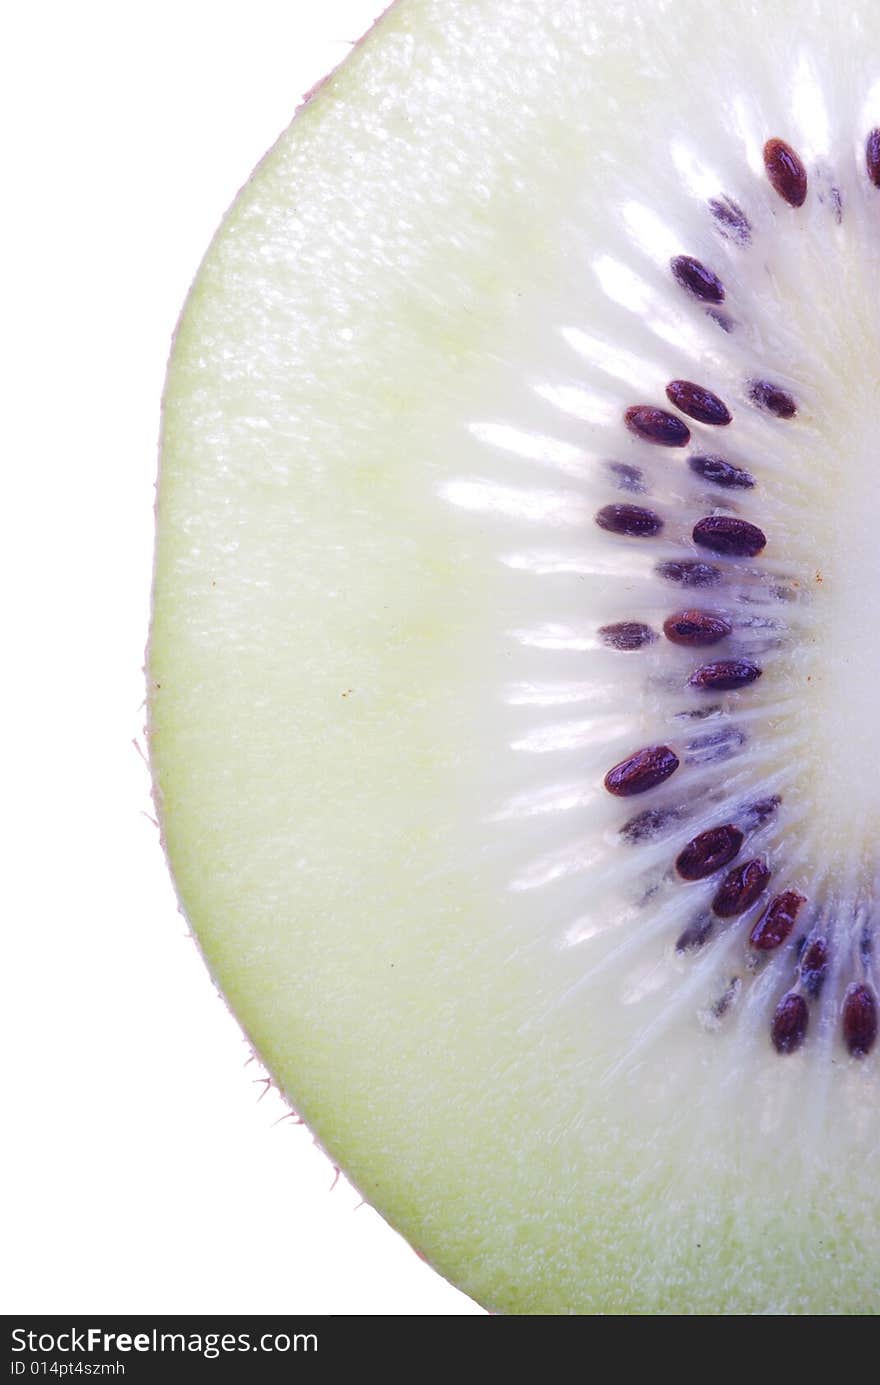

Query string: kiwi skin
150 0 880 1314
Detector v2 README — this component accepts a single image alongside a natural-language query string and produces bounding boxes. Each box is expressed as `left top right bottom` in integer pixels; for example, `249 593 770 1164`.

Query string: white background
3 1 482 1316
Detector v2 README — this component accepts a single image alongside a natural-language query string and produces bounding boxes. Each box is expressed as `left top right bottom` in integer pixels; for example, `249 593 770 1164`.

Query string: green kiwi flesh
149 0 880 1313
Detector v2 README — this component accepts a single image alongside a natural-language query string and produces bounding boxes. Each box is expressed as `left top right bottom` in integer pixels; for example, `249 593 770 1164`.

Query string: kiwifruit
148 0 880 1313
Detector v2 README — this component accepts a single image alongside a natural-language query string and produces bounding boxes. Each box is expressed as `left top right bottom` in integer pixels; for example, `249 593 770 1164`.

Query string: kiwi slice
149 0 880 1313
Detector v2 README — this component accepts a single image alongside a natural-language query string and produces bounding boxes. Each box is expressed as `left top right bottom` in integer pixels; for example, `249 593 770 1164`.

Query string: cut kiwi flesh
148 0 880 1313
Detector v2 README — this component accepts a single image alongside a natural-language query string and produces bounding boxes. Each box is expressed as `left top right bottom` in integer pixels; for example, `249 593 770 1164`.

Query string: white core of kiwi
149 0 880 1314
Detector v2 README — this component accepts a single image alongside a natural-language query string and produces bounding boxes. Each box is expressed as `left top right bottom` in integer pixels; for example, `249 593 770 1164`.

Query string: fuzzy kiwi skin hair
149 0 880 1314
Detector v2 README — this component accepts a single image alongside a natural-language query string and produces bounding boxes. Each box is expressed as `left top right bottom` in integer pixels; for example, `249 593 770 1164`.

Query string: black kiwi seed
599 621 657 651
842 984 878 1058
867 129 880 188
801 937 829 998
656 560 722 588
669 254 725 303
676 915 714 953
688 659 762 692
693 515 766 558
772 993 809 1054
685 727 745 765
708 195 751 245
763 137 808 208
712 858 770 918
748 379 798 419
710 977 741 1021
678 704 721 721
619 805 685 844
664 610 732 647
741 795 781 827
604 746 680 797
607 461 646 493
595 504 663 538
624 405 690 447
666 380 732 426
750 891 806 951
688 454 755 489
860 925 873 967
675 824 744 881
